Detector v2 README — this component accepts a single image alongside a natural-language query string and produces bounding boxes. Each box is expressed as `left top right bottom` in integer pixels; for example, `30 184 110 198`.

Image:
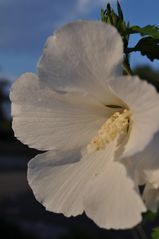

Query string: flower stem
136 224 148 239
131 224 148 239
122 60 133 75
123 46 133 75
131 229 140 239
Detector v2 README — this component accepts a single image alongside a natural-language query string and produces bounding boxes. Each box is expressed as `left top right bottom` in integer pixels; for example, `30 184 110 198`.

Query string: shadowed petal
128 132 159 188
84 160 146 229
143 184 159 213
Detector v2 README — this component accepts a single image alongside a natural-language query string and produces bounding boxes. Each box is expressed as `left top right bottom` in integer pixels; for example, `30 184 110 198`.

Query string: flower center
87 109 132 153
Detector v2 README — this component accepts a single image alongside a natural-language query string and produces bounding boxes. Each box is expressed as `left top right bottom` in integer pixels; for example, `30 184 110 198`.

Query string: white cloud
76 0 115 14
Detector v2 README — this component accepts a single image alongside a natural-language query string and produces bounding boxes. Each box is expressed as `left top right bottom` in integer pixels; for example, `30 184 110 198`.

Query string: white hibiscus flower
10 21 159 229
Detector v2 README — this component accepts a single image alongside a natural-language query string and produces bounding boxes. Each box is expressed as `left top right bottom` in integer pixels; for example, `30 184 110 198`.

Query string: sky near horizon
0 0 159 81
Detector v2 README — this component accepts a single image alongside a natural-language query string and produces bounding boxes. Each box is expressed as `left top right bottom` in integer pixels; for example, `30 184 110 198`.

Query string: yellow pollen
87 109 131 153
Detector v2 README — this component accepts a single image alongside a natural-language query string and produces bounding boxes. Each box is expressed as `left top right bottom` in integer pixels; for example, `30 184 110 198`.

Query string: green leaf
117 1 123 21
133 37 159 61
101 2 127 38
143 211 158 224
101 8 106 22
129 25 159 39
151 227 159 239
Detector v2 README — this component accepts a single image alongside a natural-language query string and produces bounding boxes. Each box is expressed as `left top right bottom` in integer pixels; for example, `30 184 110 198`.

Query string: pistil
87 109 132 153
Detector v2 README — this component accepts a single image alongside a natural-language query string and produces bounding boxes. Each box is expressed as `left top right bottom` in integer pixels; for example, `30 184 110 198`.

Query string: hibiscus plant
10 1 159 239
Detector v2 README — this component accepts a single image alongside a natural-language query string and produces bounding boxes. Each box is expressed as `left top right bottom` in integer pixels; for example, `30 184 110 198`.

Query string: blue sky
1 0 159 81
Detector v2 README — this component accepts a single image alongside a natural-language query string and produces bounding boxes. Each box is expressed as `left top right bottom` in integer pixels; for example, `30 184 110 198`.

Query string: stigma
87 109 132 153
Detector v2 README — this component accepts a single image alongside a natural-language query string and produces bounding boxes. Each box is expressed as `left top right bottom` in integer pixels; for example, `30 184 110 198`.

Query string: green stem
136 225 148 239
131 223 148 239
123 43 133 75
127 47 137 53
122 60 133 75
131 229 140 239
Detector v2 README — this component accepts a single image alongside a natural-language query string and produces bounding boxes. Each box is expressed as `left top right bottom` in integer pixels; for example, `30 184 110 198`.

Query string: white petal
129 132 159 188
38 21 123 101
110 76 159 157
143 184 159 213
84 160 146 229
28 141 117 217
10 73 110 151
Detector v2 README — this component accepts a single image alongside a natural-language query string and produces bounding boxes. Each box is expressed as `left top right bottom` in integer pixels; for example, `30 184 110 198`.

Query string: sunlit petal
110 76 159 157
38 21 123 102
28 141 117 216
10 73 111 151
